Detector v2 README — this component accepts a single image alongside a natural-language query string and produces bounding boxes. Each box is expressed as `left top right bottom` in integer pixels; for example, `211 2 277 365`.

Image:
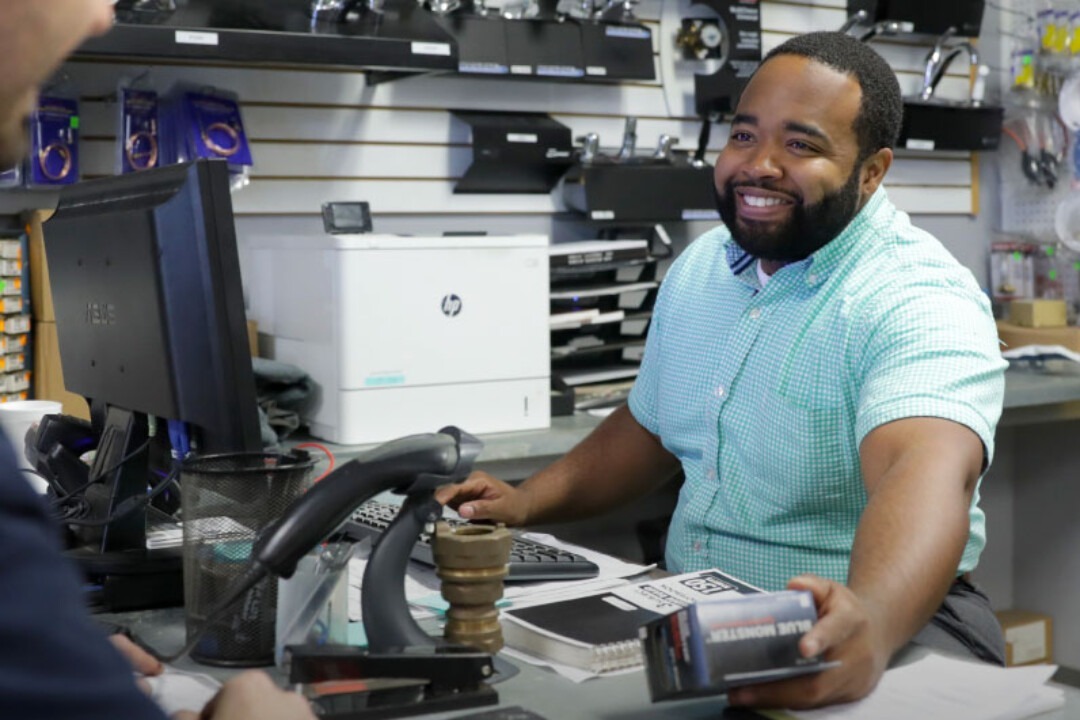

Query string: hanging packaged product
118 86 160 174
29 96 79 186
163 84 253 190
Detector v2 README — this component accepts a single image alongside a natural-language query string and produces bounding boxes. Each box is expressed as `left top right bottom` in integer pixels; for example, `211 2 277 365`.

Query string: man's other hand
110 634 163 677
726 574 890 710
110 633 163 694
434 471 530 526
172 671 315 720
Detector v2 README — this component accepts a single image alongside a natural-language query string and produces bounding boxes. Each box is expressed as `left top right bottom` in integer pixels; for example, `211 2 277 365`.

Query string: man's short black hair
763 31 902 162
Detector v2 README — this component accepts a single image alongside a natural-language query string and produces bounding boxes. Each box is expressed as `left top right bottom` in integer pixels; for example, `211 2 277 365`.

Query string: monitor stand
67 405 184 612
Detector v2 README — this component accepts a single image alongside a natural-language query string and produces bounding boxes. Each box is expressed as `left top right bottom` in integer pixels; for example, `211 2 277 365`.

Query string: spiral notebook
501 568 760 674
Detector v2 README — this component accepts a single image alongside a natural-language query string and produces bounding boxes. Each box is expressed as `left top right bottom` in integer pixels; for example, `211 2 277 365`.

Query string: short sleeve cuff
628 384 659 435
856 398 996 467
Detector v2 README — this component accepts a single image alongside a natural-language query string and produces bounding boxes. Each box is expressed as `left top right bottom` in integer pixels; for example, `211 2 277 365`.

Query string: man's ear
859 147 893 198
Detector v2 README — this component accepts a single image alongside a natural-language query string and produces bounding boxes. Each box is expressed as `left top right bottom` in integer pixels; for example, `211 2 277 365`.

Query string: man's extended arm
846 414 984 660
727 415 984 709
436 405 681 526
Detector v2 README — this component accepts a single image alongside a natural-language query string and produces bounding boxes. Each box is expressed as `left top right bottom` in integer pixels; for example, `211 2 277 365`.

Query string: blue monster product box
641 590 838 701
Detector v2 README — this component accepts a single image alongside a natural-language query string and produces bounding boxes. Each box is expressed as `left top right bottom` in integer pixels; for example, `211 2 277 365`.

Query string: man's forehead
736 55 861 127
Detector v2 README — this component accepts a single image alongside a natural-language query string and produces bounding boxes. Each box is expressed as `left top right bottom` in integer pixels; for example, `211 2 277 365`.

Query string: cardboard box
1009 299 1068 328
996 610 1053 667
996 320 1080 355
27 210 54 323
32 321 89 420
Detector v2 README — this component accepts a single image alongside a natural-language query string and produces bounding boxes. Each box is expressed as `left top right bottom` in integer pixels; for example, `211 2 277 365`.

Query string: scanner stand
278 440 501 719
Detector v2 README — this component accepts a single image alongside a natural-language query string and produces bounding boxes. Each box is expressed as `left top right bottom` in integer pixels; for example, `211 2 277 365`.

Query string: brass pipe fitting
432 522 512 654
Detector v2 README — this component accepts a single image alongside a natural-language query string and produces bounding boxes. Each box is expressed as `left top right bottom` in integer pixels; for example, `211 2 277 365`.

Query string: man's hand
434 471 531 526
726 575 890 710
110 634 164 677
172 671 315 720
110 633 163 695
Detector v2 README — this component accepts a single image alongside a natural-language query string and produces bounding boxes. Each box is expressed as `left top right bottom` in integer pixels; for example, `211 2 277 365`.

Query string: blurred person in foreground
0 3 314 718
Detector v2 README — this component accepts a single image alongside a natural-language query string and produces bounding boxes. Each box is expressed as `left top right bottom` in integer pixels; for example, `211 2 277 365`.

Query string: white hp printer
242 233 551 445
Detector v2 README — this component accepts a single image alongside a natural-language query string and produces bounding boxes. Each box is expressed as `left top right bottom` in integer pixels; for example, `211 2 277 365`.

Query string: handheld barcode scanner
256 426 482 650
185 426 503 718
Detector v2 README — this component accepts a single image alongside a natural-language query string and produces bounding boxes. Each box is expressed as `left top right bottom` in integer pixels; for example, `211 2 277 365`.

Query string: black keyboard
342 500 600 582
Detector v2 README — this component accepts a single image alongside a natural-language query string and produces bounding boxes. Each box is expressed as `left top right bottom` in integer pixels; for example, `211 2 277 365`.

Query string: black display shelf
848 0 984 37
76 1 458 72
431 15 654 82
76 0 654 82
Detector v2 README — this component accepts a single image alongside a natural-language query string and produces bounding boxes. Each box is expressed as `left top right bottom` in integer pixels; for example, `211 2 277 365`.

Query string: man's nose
742 142 782 180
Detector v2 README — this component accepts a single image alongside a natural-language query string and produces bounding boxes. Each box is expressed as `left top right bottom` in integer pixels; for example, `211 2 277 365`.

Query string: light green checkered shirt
628 188 1006 591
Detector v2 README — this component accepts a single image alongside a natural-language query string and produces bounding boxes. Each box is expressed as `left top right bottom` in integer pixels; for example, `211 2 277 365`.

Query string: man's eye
731 131 753 142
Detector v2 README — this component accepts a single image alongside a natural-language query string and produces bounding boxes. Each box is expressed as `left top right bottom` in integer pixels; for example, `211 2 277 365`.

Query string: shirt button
748 307 762 320
715 385 725 398
808 274 818 285
706 469 716 481
693 541 703 552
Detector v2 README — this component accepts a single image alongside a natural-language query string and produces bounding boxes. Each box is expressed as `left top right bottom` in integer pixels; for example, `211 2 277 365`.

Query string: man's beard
715 166 862 263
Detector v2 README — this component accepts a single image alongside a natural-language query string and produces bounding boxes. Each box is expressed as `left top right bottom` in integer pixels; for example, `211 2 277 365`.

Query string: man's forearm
517 405 680 525
849 480 969 654
848 439 977 655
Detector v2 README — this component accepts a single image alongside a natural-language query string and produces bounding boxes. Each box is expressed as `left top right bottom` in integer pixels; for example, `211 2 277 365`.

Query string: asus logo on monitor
86 302 117 326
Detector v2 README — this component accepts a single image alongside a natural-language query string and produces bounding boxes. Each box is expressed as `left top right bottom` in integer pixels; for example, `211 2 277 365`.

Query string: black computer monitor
44 159 261 555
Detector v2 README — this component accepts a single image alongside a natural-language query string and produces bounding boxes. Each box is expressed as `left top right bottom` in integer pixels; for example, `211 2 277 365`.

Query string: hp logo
441 294 463 317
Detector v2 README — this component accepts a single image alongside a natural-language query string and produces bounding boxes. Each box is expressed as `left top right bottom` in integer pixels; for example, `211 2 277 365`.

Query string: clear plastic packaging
0 165 21 189
274 541 355 667
117 76 161 174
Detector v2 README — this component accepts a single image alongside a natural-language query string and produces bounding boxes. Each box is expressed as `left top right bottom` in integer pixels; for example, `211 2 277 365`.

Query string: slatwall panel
62 0 978 222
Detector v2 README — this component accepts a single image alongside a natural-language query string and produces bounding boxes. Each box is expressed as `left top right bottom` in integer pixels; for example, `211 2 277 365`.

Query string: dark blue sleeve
0 433 167 720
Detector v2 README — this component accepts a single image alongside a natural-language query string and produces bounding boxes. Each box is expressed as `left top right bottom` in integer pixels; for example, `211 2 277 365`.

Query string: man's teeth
743 195 785 207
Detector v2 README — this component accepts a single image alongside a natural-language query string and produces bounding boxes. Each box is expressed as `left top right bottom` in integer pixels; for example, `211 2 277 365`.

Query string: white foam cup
0 400 63 492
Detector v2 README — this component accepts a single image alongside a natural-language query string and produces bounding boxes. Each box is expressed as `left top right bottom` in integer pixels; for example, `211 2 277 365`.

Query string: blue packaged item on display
30 96 79 186
186 92 252 166
118 87 160 174
163 84 252 190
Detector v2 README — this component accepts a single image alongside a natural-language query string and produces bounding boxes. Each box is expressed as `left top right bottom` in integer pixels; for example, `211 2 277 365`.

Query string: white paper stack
787 652 1064 720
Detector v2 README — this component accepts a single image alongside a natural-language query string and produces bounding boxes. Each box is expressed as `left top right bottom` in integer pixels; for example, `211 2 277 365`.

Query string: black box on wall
898 100 1002 152
452 110 574 194
562 161 719 223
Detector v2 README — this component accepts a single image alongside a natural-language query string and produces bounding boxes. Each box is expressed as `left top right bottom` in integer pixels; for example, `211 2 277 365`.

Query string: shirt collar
723 186 891 287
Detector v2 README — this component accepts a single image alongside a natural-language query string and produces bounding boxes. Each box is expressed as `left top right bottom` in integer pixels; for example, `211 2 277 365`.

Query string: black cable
695 117 711 164
147 562 269 664
55 496 91 523
63 462 181 527
49 439 152 507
